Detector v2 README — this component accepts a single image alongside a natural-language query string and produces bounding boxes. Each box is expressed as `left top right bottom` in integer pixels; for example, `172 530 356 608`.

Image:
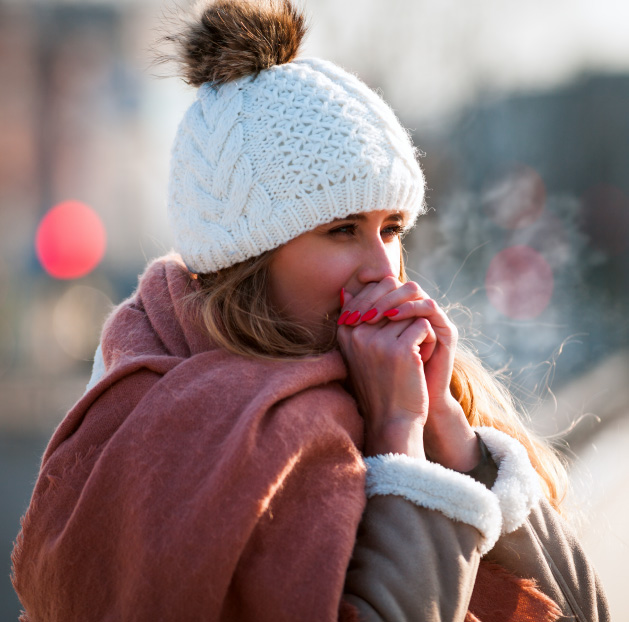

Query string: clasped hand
336 277 480 472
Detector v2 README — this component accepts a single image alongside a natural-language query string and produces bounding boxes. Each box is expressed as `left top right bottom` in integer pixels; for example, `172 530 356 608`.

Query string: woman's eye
381 225 403 239
328 224 357 236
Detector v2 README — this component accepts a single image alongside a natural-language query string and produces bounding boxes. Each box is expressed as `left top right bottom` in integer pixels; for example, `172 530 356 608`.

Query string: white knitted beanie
167 0 426 273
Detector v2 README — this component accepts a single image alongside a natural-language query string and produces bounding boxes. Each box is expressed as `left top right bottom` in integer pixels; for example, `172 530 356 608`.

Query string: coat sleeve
342 448 504 622
343 495 484 622
341 427 599 622
485 498 611 622
476 427 611 622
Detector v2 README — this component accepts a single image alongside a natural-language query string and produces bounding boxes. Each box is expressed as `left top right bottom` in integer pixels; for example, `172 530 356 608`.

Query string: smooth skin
268 210 480 472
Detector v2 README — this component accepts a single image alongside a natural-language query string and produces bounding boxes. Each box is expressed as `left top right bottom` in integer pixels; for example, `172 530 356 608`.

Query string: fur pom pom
163 0 308 87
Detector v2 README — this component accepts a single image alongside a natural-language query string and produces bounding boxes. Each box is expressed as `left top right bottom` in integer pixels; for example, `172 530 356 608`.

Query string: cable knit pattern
168 57 426 272
364 454 502 555
474 426 543 534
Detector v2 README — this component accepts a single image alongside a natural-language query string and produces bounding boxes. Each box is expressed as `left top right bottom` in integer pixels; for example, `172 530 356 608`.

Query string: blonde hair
188 245 568 511
450 344 568 511
189 250 335 359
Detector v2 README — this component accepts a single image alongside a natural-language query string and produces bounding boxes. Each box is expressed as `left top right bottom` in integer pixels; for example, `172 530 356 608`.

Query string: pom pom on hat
164 0 427 274
167 0 307 86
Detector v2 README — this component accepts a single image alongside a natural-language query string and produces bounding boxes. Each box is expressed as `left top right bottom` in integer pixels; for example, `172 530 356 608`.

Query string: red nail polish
360 308 378 322
345 310 361 325
383 309 399 317
337 310 351 325
340 288 345 307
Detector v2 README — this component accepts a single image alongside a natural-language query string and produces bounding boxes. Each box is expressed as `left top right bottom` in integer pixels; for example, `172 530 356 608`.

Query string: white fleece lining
474 426 543 534
364 454 502 555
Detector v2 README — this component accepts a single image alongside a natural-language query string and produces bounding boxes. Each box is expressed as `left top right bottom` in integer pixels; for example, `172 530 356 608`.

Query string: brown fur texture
163 0 308 86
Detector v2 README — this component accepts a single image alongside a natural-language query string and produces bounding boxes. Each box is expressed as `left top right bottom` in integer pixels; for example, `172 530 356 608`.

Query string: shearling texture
475 426 543 534
164 0 307 87
364 453 502 555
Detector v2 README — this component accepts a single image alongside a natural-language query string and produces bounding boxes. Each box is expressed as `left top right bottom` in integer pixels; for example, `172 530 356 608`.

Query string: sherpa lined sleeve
343 454 503 621
342 428 546 622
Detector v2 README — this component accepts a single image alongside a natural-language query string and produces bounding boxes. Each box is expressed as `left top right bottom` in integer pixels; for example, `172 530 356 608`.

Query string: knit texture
168 57 426 273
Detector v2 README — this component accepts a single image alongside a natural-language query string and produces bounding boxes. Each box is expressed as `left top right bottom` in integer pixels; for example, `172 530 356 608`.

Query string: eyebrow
330 212 404 223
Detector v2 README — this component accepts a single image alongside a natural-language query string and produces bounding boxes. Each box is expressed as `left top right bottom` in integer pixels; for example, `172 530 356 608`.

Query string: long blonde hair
188 246 568 511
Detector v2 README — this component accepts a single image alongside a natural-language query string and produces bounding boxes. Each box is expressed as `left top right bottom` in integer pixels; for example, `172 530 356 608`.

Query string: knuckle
403 281 421 297
349 329 363 346
418 318 431 331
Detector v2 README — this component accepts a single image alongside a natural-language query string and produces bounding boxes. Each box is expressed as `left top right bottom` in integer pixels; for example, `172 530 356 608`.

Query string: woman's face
267 209 406 345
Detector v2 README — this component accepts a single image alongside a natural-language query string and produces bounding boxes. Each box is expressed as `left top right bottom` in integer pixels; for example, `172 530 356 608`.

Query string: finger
355 316 416 341
337 289 355 325
396 317 433 352
340 318 414 355
384 299 454 336
340 277 400 324
418 323 437 362
389 300 458 369
358 281 431 325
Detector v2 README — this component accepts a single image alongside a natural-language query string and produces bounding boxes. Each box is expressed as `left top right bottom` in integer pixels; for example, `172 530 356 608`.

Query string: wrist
364 418 426 460
424 399 480 472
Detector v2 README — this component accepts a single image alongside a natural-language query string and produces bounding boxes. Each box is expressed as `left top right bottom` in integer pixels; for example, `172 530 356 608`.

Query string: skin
267 210 480 472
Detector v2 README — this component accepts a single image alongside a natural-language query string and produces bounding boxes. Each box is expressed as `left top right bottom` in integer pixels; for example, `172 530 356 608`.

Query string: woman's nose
356 237 399 285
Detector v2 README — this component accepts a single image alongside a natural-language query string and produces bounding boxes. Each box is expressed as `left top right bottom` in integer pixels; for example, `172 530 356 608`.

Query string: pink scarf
12 254 560 621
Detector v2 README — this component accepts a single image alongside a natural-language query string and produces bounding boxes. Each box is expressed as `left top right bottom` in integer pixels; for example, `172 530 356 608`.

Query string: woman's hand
338 278 480 471
336 312 431 459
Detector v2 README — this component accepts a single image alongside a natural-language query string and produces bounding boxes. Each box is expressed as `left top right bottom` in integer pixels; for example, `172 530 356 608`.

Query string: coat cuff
364 454 502 554
474 426 543 534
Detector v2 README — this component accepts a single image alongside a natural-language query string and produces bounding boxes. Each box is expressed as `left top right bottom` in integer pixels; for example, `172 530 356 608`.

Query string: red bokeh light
485 245 554 320
35 200 106 279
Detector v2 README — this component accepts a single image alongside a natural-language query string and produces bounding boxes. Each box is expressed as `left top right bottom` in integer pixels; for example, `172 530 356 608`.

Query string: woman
12 1 609 620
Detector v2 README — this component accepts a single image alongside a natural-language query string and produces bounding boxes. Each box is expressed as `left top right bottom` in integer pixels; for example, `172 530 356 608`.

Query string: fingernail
337 310 351 325
360 308 378 322
340 288 345 307
345 310 361 325
383 308 399 317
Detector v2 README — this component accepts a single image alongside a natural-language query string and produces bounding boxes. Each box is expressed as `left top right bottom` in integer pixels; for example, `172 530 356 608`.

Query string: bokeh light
485 245 554 320
35 200 107 279
483 164 546 230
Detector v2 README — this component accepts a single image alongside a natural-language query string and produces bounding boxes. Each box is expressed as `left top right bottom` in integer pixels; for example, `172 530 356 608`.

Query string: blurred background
1 0 628 619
